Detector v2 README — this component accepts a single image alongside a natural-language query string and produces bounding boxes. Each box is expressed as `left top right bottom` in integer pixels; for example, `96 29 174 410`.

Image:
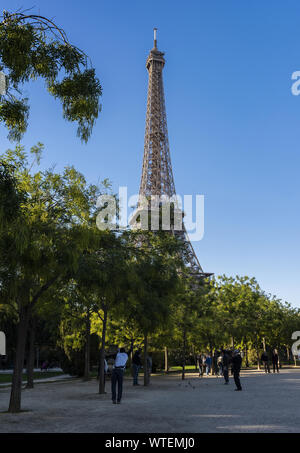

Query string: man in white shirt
110 343 133 404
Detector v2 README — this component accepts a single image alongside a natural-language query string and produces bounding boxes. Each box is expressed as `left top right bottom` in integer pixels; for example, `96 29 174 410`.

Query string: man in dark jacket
222 350 230 384
261 351 271 373
132 348 142 385
232 349 242 391
272 349 279 373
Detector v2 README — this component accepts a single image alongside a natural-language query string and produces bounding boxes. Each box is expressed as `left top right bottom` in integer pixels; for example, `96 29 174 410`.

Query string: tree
0 160 25 224
0 145 100 412
25 287 64 388
60 283 95 381
0 10 102 142
74 231 130 394
124 230 182 386
196 275 300 370
171 271 209 379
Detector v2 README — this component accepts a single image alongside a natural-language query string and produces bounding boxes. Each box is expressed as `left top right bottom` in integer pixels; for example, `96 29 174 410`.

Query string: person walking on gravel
272 349 279 373
232 349 242 391
222 350 230 385
261 351 271 374
110 342 133 404
217 353 223 376
205 354 212 376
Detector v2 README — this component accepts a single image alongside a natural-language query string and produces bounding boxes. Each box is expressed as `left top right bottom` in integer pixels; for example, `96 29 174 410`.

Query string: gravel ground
0 368 299 433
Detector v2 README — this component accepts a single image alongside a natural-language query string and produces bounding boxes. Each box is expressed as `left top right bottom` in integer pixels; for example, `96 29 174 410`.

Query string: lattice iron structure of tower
136 29 212 278
139 29 175 198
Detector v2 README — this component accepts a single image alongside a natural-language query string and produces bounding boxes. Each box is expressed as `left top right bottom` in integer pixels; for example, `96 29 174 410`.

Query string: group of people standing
106 345 282 402
197 353 213 376
197 348 282 391
104 345 152 404
197 349 243 391
260 349 280 374
222 349 243 391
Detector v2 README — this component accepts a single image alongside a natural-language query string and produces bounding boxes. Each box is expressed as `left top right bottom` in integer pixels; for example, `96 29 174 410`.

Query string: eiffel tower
135 29 212 278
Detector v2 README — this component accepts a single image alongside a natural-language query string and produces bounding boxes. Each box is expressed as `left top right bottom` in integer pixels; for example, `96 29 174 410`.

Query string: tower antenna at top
153 27 157 48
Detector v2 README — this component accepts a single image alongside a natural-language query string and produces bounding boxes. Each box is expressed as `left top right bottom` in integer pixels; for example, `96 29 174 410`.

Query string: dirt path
0 368 299 433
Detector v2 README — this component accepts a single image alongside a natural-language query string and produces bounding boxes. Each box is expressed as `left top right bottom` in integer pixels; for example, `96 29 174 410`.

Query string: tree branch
31 275 59 306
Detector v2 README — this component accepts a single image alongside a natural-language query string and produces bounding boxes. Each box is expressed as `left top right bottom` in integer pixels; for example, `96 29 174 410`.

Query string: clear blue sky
1 1 300 307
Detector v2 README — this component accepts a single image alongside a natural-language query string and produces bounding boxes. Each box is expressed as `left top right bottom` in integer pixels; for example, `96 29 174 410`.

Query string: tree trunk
286 345 290 364
26 318 36 389
8 304 30 413
98 308 108 394
143 333 149 386
130 341 134 362
36 346 39 369
181 328 186 380
192 345 197 371
210 345 214 376
245 344 249 368
164 347 169 373
262 337 266 352
83 311 91 381
256 345 261 370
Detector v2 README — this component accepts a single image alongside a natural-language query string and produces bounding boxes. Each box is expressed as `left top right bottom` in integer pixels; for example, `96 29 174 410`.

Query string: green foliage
60 349 85 377
123 230 182 337
188 275 300 361
0 98 29 141
0 11 102 142
0 144 102 314
49 69 102 142
0 159 25 225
